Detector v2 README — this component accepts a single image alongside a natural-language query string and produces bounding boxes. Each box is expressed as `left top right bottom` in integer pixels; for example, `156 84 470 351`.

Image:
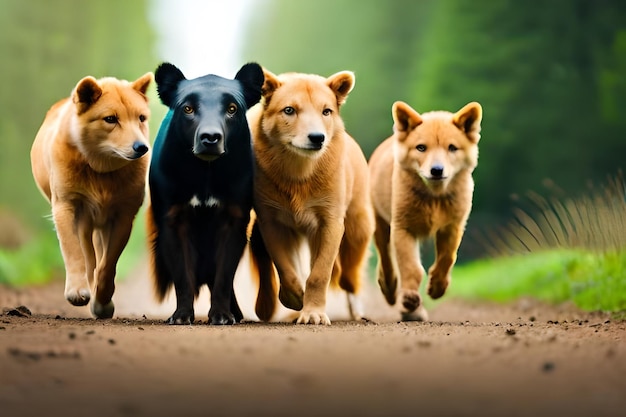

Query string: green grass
0 210 148 287
0 232 64 286
447 249 626 313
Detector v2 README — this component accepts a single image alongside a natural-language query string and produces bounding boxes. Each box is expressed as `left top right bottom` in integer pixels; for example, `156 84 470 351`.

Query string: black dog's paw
208 310 236 325
233 308 244 323
166 308 195 325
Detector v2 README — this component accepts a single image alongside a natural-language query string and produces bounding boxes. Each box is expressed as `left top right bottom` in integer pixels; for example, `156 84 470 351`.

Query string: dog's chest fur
394 168 473 237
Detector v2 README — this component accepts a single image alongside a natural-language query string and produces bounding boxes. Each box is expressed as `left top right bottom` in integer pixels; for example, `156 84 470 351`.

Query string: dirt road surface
1 259 624 417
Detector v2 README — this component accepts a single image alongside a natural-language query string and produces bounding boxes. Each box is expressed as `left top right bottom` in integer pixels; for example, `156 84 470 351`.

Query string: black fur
148 62 264 325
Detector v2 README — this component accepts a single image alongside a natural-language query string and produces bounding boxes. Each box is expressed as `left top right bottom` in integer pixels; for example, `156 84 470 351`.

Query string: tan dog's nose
132 141 149 158
308 133 325 149
430 165 444 178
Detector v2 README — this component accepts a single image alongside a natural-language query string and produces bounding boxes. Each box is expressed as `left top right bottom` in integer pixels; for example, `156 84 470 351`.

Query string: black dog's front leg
162 219 196 325
208 211 248 325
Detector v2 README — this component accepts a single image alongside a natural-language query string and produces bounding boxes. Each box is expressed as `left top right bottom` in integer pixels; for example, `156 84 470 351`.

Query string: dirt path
1 259 625 417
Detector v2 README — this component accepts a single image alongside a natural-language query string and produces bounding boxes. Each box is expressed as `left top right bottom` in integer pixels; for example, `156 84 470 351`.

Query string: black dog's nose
308 133 325 145
132 141 149 156
430 166 444 178
200 132 222 146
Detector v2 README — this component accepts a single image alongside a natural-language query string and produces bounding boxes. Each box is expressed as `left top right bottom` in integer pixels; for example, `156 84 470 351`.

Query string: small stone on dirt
542 361 555 372
5 305 32 317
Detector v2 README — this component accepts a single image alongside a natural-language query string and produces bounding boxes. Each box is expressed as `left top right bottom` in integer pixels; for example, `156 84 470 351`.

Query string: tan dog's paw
400 289 421 313
377 275 398 305
296 309 331 325
427 273 450 299
91 300 114 319
65 287 91 306
401 305 429 322
279 286 304 311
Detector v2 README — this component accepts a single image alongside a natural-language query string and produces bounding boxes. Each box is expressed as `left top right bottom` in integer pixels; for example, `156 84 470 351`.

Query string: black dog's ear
155 63 186 107
235 63 264 109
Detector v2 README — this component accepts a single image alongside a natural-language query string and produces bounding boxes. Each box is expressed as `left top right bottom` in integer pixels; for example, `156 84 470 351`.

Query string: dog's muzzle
194 131 225 161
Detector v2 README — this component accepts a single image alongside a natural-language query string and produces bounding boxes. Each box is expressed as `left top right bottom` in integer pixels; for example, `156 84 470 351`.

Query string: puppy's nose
308 133 325 145
200 132 222 146
430 165 444 178
132 141 149 156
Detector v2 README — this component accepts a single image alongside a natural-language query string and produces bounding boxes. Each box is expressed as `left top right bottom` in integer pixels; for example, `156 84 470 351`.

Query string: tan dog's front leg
299 221 344 325
258 219 304 311
374 214 397 305
52 202 91 306
428 224 462 299
90 217 133 318
391 224 424 314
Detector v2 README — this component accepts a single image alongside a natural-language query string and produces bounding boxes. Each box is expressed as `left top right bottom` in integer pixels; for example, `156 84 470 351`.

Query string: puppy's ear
132 72 154 97
235 63 264 109
327 71 355 107
453 101 482 143
73 76 102 114
392 101 422 135
260 68 281 105
155 63 186 108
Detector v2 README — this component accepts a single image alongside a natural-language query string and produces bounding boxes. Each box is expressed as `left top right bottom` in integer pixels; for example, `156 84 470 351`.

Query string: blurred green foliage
241 0 626 258
0 0 160 233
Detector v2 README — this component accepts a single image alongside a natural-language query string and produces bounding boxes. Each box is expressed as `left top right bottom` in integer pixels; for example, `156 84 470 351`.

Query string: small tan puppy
31 73 152 318
249 69 374 325
369 101 482 320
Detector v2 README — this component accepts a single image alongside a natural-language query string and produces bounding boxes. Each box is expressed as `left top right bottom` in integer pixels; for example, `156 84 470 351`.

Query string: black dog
147 62 263 325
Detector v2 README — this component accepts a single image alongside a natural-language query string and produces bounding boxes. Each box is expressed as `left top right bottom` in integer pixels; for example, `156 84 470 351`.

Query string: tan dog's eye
103 115 118 124
139 115 147 123
322 108 332 116
416 144 427 152
448 144 458 152
183 105 194 114
227 104 238 115
283 106 295 115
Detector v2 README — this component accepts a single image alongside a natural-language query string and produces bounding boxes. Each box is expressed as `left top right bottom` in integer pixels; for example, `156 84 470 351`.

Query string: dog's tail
146 203 170 301
248 214 278 322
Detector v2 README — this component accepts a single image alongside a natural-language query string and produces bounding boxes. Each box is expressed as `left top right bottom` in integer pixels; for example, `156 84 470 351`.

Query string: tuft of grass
460 172 626 314
483 173 626 255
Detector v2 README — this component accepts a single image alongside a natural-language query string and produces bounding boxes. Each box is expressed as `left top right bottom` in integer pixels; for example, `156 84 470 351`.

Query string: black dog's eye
103 115 117 124
416 144 427 152
322 108 332 116
139 115 147 123
283 106 295 115
227 103 238 115
183 105 194 114
448 144 458 152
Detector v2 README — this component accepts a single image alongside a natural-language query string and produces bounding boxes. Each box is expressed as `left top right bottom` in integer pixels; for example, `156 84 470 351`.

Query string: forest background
1 0 625 298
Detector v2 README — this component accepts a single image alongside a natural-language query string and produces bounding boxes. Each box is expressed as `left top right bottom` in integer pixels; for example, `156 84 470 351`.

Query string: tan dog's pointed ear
73 76 102 114
453 102 482 143
327 71 355 106
261 68 281 104
392 101 422 134
132 72 154 96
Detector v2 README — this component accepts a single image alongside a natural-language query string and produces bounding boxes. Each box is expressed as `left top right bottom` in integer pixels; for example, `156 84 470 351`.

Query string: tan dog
31 73 153 318
369 101 482 320
248 69 374 325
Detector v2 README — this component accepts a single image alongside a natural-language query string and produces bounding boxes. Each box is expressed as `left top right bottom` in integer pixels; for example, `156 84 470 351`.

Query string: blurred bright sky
150 0 253 79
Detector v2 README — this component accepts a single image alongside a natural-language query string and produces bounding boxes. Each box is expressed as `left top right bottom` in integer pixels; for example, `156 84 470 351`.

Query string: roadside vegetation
448 174 626 315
